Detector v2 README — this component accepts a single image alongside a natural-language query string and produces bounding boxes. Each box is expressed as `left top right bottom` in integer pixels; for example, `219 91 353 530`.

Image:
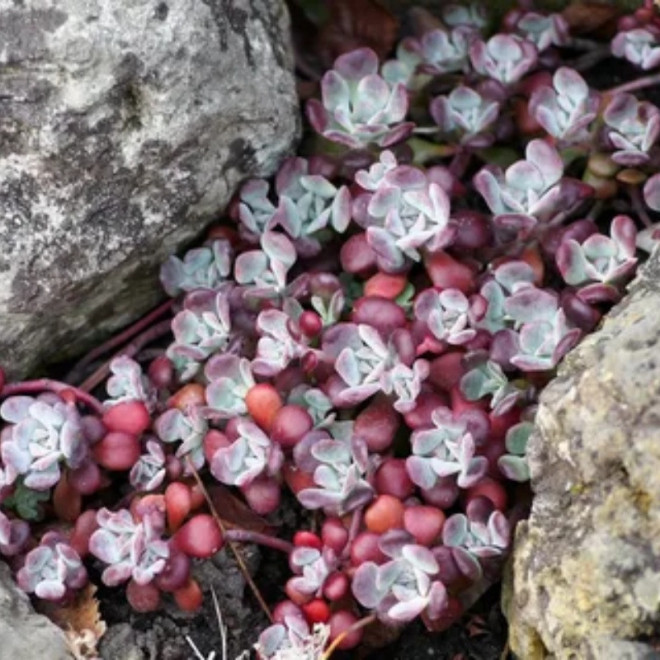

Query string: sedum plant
0 394 87 490
89 508 169 587
2 1 660 656
306 48 414 148
17 531 87 600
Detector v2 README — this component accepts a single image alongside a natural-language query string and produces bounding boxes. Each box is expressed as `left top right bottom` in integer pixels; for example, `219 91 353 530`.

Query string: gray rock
505 248 660 660
0 561 73 659
0 0 298 378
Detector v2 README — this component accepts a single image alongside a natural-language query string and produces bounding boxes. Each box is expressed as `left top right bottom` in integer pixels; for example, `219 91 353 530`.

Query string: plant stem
186 460 273 623
569 44 611 72
67 299 174 382
607 72 660 96
78 319 173 393
0 379 104 415
225 528 294 554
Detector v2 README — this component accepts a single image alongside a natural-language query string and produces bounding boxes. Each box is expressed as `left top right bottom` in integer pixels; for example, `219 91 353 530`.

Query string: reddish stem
79 319 173 393
68 299 174 379
607 72 660 96
0 379 104 415
225 529 294 554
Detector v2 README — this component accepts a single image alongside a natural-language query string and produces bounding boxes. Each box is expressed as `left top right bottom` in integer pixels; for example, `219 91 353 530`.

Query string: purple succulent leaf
443 513 468 546
470 34 538 84
0 396 34 424
451 546 483 581
235 250 268 284
515 12 569 51
505 286 558 324
420 27 476 75
401 545 439 574
530 67 599 142
611 214 638 259
388 596 429 621
442 2 488 29
644 173 660 211
557 239 589 285
352 562 383 609
498 455 530 481
612 27 660 70
604 94 660 165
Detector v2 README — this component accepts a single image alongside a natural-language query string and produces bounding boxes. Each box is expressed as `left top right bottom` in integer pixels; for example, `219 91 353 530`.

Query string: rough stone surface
0 561 73 659
0 0 298 378
505 248 660 660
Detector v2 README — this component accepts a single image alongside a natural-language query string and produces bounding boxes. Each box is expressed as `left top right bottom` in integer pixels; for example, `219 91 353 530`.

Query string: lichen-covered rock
504 248 660 659
0 561 73 659
0 0 298 378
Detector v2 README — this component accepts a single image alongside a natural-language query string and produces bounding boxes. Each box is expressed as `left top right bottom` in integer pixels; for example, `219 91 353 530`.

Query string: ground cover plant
2 0 660 657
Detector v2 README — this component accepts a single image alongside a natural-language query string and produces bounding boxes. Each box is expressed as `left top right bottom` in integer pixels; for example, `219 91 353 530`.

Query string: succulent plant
328 323 428 412
603 93 660 166
155 405 208 472
307 48 413 148
295 422 374 515
89 508 169 586
530 67 600 143
235 231 297 299
353 150 454 271
406 406 488 490
288 545 336 596
470 34 538 84
287 385 335 428
160 239 232 297
129 439 167 491
0 394 87 490
105 356 157 412
443 510 510 560
205 354 255 418
272 157 351 257
503 285 582 371
252 308 312 377
557 215 638 292
255 616 330 660
644 172 660 211
460 359 523 414
210 419 284 487
418 27 478 75
474 139 578 234
352 538 448 622
414 288 477 346
0 509 30 556
612 27 660 70
166 288 232 381
17 532 87 600
513 11 569 51
442 2 488 30
498 420 534 481
381 38 424 89
473 261 537 334
238 179 277 241
430 85 500 147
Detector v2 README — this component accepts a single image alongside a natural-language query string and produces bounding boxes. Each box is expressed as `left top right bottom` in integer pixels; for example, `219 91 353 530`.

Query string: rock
0 0 298 379
0 561 73 659
505 248 660 659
